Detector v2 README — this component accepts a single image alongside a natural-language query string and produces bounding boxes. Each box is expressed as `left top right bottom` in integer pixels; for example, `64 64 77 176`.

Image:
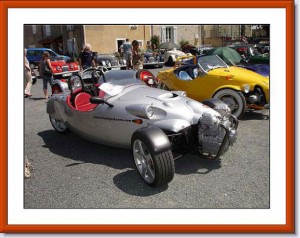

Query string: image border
0 0 295 233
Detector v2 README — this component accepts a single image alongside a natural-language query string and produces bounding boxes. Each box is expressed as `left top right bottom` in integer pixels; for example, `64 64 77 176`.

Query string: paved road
24 66 270 209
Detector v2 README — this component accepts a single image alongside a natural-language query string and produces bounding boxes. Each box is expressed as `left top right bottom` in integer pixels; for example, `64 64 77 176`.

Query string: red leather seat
74 92 97 111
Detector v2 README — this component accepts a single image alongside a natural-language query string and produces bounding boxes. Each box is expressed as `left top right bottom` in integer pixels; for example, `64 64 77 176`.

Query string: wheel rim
50 116 67 132
133 139 155 184
215 91 244 117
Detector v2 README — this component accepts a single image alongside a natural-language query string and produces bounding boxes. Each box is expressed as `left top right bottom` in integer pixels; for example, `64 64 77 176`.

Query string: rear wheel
49 115 69 134
213 89 246 118
132 133 174 187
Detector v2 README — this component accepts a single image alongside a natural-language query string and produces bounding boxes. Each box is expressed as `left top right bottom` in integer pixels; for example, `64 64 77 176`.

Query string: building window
32 25 36 34
166 27 172 42
67 25 74 31
44 25 51 37
161 26 177 44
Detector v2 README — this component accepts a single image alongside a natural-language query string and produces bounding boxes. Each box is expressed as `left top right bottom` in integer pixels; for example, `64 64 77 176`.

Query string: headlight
242 84 250 93
101 61 106 67
56 66 61 71
146 106 154 118
70 75 82 91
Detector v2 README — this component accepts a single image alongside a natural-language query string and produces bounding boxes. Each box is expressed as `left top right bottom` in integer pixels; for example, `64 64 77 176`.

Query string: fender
212 85 242 97
201 98 230 116
52 79 69 93
131 126 171 155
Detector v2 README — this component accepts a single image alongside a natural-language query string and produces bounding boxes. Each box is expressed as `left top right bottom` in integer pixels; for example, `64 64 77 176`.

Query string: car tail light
138 70 157 87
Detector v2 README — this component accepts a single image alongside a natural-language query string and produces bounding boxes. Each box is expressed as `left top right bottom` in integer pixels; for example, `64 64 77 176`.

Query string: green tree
179 39 189 49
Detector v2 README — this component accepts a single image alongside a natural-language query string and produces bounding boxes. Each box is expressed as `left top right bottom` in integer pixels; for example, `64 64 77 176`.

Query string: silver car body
47 69 238 186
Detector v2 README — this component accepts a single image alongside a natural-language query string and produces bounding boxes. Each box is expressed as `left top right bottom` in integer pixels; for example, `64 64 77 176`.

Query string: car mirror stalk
90 96 114 107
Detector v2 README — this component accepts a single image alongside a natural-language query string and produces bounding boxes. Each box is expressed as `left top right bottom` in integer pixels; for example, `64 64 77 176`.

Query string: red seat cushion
74 92 97 111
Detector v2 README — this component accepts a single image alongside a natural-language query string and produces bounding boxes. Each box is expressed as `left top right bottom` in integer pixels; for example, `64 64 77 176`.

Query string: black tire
132 130 174 187
49 115 69 134
213 89 246 118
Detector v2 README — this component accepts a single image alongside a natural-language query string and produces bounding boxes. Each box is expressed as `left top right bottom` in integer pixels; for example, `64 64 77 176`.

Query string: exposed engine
198 113 238 158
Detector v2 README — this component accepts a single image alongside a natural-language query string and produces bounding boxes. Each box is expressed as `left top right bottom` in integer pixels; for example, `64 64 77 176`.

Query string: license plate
62 73 72 77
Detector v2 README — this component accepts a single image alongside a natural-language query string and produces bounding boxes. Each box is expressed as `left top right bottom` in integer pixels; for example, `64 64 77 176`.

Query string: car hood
207 66 269 85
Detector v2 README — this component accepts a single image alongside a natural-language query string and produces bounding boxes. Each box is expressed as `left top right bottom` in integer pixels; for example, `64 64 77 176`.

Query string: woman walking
39 51 53 99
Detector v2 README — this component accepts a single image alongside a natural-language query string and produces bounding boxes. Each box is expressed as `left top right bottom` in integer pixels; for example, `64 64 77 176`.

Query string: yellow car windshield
197 55 228 72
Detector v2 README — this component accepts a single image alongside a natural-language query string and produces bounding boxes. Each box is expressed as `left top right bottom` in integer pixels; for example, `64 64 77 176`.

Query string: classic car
197 44 213 56
227 44 269 64
163 48 187 66
51 66 159 94
50 60 80 80
204 47 270 77
143 49 164 68
181 44 199 56
95 54 126 70
157 55 269 119
47 68 238 187
26 47 71 68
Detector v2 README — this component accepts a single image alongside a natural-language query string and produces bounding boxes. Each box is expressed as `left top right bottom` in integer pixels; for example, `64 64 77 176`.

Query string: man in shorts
121 39 132 69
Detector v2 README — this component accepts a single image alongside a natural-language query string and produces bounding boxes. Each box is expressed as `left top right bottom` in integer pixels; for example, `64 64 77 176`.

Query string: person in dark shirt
78 43 96 70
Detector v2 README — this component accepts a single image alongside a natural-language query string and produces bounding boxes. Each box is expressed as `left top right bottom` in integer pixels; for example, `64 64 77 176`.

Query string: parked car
181 44 199 56
26 48 71 68
157 55 269 118
143 49 164 68
227 45 269 64
47 69 238 187
163 48 187 66
204 47 269 77
95 54 126 70
50 60 79 80
52 67 159 93
197 44 213 55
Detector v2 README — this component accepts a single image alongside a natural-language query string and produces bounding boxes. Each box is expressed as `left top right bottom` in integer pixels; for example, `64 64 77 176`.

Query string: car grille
62 66 69 72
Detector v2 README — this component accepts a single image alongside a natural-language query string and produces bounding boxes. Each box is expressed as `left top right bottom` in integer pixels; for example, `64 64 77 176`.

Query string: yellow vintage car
157 55 269 118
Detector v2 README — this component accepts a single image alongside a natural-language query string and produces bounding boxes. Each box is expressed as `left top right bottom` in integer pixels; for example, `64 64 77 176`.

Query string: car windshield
197 55 228 72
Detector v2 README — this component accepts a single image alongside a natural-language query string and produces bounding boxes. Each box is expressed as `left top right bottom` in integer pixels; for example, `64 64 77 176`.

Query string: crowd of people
24 38 150 99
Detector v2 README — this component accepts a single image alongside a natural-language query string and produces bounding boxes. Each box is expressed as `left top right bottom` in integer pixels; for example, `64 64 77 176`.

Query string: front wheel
49 115 69 134
132 130 175 187
213 89 246 119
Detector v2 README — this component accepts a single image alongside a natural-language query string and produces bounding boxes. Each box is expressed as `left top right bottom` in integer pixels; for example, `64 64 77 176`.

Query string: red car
50 60 79 80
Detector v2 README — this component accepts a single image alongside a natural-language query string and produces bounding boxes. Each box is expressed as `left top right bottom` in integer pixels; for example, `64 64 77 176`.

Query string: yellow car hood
208 66 269 85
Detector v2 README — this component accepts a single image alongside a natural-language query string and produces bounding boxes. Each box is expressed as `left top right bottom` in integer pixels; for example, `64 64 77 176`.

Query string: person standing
120 39 132 69
78 43 96 70
39 51 53 99
132 40 144 70
24 49 33 97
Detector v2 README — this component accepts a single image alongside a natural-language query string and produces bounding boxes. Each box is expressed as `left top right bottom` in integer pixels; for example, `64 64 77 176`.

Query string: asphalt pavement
24 67 270 209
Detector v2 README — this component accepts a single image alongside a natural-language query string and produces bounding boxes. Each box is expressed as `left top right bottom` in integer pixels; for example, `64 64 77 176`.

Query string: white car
163 48 186 66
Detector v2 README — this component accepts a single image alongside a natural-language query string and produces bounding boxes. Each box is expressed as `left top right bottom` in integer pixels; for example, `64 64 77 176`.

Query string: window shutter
161 26 166 43
172 27 177 44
